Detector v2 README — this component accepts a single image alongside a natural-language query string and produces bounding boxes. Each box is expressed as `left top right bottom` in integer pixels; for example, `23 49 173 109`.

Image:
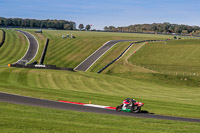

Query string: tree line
78 24 92 31
0 17 76 30
104 22 200 35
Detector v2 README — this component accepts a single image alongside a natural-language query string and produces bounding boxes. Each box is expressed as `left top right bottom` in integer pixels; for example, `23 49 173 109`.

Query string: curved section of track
0 92 199 123
15 30 39 64
75 40 137 71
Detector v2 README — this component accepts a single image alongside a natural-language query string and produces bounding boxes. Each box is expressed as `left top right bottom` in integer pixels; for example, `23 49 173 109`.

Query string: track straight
75 40 136 71
15 30 39 64
0 92 199 123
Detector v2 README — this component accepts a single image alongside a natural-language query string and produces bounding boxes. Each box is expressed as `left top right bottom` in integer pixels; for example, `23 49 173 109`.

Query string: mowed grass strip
39 30 172 68
0 30 28 65
100 39 200 88
0 67 200 118
129 39 200 75
1 102 200 133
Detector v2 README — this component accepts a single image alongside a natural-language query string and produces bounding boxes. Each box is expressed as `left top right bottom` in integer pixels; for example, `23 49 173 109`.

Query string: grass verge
0 29 28 65
0 102 200 133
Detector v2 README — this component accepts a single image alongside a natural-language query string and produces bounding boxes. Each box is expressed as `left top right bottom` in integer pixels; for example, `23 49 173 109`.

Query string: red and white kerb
58 100 116 110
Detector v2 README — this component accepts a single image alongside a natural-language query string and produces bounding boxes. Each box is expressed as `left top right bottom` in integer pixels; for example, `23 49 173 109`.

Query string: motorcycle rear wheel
116 105 122 112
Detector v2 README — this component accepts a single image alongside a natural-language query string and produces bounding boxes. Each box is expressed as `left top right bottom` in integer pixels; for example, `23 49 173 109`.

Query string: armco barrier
11 64 75 72
0 29 6 47
39 38 49 64
97 39 171 73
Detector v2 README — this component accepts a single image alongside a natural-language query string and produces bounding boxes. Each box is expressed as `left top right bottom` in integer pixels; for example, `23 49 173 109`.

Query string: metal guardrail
10 64 75 72
39 38 49 64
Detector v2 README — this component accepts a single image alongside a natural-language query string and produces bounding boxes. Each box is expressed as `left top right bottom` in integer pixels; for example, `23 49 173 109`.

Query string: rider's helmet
123 99 130 104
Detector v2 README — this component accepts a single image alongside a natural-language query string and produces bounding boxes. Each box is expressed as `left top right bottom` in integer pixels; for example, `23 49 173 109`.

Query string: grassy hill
1 29 200 132
129 39 200 75
30 30 172 68
0 29 28 65
95 39 200 87
0 67 200 118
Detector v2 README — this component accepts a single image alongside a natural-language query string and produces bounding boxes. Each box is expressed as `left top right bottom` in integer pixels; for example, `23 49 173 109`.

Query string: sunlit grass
0 29 28 65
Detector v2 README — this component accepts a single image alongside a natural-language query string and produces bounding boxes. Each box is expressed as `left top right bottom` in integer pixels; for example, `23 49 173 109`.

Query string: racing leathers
122 98 136 109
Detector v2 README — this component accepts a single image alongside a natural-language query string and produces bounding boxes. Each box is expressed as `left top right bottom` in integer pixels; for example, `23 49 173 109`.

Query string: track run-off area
0 92 199 123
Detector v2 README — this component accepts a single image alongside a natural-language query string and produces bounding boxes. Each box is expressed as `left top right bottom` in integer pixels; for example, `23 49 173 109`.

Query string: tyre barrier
0 29 6 47
97 39 171 74
10 64 75 72
39 38 49 64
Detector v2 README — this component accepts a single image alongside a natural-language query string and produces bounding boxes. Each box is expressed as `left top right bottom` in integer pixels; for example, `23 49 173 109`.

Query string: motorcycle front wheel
131 107 141 113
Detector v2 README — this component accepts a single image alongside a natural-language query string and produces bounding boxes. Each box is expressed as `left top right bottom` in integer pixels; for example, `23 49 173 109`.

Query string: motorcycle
116 99 144 113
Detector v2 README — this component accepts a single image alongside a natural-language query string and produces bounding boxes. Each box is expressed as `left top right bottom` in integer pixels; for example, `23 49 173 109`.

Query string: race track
75 40 136 71
15 30 39 64
0 92 199 123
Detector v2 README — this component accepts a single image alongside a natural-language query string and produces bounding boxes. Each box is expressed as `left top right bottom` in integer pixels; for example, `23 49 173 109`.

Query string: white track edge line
26 31 39 63
85 42 119 71
14 30 39 64
74 40 111 70
118 42 146 61
85 40 136 71
13 30 30 64
84 104 110 108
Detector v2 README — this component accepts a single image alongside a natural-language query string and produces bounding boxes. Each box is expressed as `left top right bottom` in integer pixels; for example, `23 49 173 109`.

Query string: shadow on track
139 110 154 114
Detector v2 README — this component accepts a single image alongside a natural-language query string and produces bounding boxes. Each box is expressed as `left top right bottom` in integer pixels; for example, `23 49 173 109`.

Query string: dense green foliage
85 24 91 31
78 24 84 30
0 17 76 30
1 102 200 133
0 29 28 64
104 22 200 34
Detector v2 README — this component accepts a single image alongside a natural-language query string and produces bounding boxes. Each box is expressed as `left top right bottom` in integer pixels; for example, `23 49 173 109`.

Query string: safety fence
10 64 75 72
0 29 6 47
39 38 49 64
97 39 171 73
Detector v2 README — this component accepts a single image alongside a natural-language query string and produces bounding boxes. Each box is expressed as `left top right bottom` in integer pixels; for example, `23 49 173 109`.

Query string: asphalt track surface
0 92 200 123
75 40 136 71
15 30 38 64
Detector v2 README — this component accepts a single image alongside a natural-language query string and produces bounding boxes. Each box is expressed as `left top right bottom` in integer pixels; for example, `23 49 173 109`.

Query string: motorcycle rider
122 98 136 109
